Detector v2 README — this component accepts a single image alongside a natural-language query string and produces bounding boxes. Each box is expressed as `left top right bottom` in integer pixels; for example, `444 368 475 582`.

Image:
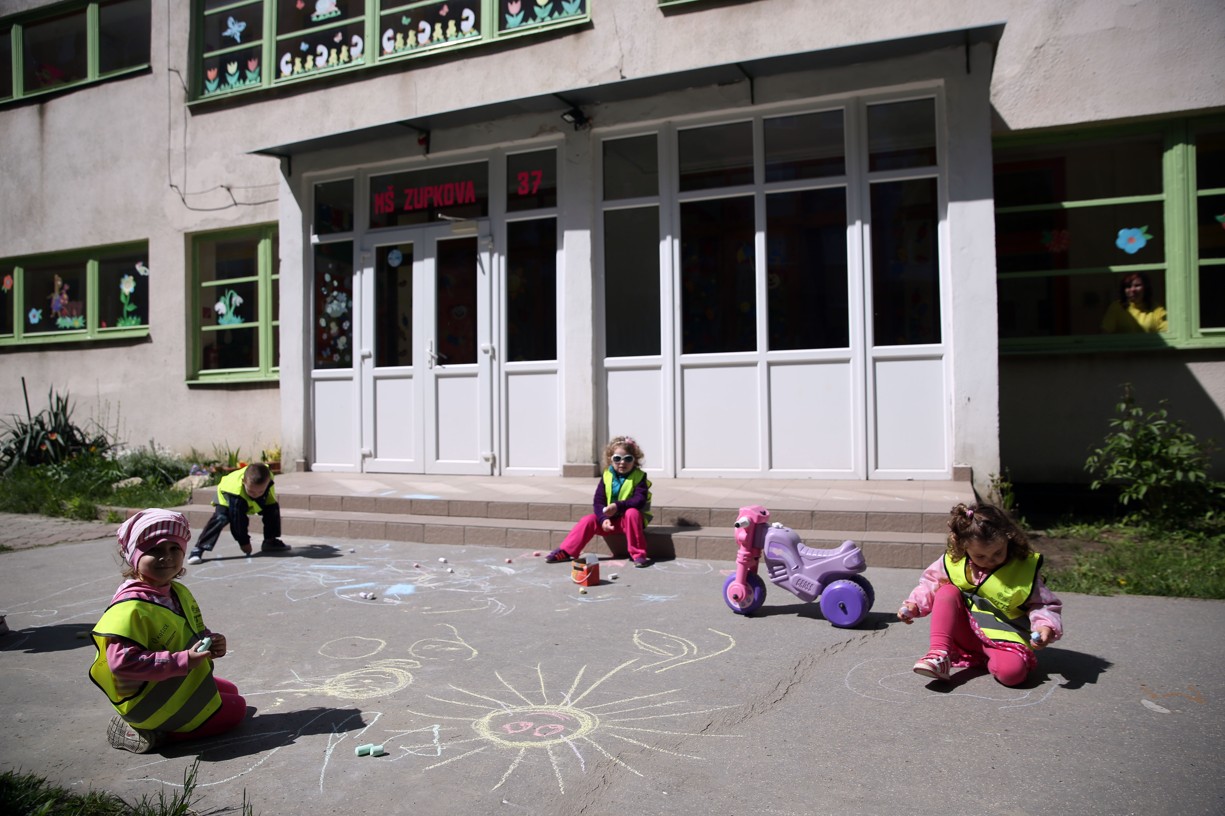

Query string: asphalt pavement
1 514 1222 816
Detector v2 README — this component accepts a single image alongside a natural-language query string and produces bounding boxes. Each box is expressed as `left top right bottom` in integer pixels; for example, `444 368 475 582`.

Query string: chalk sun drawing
392 629 738 793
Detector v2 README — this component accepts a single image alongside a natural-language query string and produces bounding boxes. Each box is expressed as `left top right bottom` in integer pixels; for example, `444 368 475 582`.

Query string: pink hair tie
965 509 974 518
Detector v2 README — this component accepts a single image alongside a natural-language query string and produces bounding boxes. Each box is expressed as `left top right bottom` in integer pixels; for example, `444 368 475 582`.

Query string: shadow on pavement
0 622 96 653
163 706 369 762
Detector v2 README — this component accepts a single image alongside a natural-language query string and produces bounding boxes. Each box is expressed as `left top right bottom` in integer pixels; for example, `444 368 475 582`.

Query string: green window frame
0 0 151 105
994 116 1225 353
190 225 280 383
192 0 589 101
0 242 151 346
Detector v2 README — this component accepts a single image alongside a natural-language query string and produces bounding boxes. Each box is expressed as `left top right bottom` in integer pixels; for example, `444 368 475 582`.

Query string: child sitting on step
546 435 654 568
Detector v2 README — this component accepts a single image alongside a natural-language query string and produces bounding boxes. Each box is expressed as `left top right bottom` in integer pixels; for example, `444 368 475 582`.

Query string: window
194 0 589 100
0 1 150 103
994 118 1225 351
0 243 150 346
191 226 280 381
602 134 661 358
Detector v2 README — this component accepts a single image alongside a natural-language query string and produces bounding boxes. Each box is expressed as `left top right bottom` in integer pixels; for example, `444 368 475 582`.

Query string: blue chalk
195 636 212 653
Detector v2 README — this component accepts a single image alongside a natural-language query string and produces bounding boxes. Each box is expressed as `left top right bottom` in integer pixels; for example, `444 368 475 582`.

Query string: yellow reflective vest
217 465 277 514
602 469 653 526
943 551 1042 647
89 582 221 732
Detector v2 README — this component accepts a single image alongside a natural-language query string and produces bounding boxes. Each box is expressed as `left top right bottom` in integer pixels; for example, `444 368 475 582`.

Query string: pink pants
168 677 246 742
558 508 648 561
928 582 1030 687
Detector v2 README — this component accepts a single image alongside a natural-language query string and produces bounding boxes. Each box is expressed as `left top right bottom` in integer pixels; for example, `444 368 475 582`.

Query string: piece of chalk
579 587 587 594
610 573 619 580
447 567 454 573
349 548 356 553
414 563 421 568
1030 631 1042 642
195 637 212 653
438 557 447 563
533 551 542 556
505 558 513 563
355 743 373 757
370 744 386 757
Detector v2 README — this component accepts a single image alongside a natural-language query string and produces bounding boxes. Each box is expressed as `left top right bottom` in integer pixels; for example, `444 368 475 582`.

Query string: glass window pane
1200 268 1225 329
378 1 483 58
871 178 941 346
679 122 753 192
435 237 477 366
1196 193 1225 261
867 99 936 172
200 235 259 283
314 180 355 235
0 268 14 335
313 242 354 370
370 162 489 229
506 219 557 362
764 110 845 182
680 196 755 354
0 28 13 99
497 0 585 33
1195 127 1225 191
201 1 264 53
603 135 658 201
996 201 1165 273
374 243 412 367
23 11 88 92
604 207 660 357
999 271 1169 338
24 259 86 333
507 149 557 212
99 0 151 74
767 188 849 350
201 325 259 370
201 45 263 95
204 280 257 327
995 136 1164 207
98 251 149 329
274 19 364 80
277 0 363 37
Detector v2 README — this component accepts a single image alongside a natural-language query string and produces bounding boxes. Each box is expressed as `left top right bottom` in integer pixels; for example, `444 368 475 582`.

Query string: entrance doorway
311 223 493 474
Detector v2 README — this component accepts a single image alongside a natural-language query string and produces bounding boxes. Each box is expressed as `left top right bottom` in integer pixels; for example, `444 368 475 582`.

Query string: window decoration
193 1 588 100
1116 227 1153 255
0 243 150 346
1 1 151 104
191 227 279 381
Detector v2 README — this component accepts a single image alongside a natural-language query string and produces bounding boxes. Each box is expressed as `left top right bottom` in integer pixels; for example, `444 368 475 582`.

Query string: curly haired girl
897 502 1063 686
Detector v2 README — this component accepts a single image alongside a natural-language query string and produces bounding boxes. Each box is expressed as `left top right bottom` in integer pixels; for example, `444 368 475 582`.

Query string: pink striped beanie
117 508 191 568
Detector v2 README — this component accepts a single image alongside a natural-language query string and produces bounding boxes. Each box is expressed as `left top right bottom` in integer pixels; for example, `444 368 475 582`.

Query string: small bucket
571 554 600 586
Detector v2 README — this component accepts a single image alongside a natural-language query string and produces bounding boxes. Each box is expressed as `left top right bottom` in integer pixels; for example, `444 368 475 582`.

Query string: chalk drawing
319 636 386 660
844 656 1062 709
408 623 478 662
250 658 421 700
394 630 737 794
1140 682 1205 705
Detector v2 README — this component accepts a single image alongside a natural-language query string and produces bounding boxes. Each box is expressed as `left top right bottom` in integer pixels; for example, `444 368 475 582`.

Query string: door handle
427 341 445 369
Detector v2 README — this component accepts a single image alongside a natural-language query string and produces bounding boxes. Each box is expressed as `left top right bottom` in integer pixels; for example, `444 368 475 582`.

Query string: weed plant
0 761 253 815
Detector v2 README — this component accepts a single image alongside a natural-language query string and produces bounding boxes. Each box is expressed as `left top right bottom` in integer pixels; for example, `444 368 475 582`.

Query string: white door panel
680 363 761 472
505 370 560 472
311 375 358 471
872 356 947 476
768 360 857 473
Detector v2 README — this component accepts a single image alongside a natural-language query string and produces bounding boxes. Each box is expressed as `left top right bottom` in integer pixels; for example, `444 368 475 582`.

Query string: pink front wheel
723 572 767 615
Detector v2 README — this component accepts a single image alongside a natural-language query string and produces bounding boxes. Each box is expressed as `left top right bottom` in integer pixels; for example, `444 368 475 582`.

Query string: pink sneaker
913 651 951 681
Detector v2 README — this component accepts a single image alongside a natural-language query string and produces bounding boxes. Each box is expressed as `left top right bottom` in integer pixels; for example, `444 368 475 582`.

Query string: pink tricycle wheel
723 572 767 615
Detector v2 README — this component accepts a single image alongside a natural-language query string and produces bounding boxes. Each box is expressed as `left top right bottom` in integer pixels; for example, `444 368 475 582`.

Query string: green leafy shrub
1084 385 1221 522
116 440 191 486
0 384 112 473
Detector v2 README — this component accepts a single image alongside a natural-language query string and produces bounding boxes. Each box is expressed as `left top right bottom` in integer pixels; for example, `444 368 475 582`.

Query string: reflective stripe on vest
88 583 221 732
602 469 653 526
943 551 1042 646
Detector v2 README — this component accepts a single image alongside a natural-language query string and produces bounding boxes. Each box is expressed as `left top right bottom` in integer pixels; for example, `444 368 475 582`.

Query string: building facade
2 0 1223 490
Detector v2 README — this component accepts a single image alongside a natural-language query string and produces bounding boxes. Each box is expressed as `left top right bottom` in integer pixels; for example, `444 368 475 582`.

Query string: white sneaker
187 554 203 565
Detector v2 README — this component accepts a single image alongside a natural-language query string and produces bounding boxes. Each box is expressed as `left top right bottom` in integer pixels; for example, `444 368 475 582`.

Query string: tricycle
722 505 875 627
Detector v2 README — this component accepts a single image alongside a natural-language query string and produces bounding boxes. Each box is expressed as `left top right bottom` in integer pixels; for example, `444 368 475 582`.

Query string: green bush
1084 385 1221 522
0 384 112 473
116 441 191 487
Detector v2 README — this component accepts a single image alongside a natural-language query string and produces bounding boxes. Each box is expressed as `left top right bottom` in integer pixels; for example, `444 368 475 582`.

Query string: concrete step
179 496 944 568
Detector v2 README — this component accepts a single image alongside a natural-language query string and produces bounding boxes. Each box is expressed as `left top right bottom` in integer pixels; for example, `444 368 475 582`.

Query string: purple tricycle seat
761 526 866 603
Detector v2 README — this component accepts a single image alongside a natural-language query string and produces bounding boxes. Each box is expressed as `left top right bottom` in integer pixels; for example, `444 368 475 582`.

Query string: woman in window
1101 272 1168 333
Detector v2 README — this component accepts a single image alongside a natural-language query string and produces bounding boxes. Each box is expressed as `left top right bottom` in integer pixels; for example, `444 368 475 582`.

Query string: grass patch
0 455 189 521
1044 519 1225 599
0 761 253 815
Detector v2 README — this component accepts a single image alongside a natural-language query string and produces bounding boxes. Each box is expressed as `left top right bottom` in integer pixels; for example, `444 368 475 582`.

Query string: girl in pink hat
88 508 246 753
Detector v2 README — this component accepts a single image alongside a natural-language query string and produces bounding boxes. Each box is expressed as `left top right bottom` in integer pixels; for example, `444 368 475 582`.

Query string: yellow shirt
1101 301 1168 334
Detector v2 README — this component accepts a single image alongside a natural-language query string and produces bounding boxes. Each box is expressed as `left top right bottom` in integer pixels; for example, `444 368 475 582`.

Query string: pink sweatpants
558 508 648 561
928 582 1030 687
168 677 246 742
